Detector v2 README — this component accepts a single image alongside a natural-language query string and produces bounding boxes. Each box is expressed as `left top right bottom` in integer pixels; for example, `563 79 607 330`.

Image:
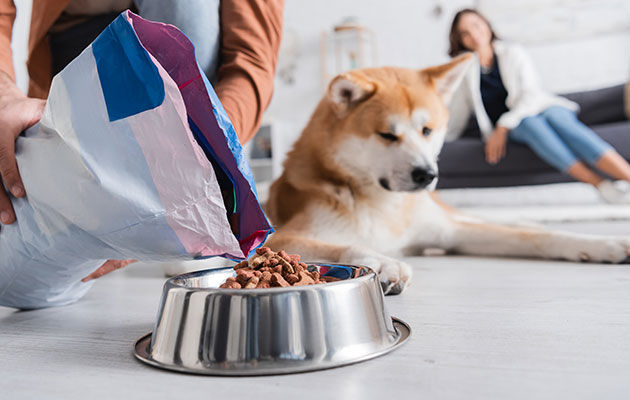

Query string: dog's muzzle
411 167 437 188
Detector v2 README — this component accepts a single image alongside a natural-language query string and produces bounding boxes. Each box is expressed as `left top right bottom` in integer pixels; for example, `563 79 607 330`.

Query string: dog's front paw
560 236 630 264
341 247 413 295
378 258 413 295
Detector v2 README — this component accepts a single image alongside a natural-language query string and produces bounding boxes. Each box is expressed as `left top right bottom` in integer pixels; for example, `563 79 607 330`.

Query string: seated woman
446 8 630 204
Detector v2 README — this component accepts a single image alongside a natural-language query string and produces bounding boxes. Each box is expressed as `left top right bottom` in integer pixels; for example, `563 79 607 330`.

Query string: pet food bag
0 11 272 309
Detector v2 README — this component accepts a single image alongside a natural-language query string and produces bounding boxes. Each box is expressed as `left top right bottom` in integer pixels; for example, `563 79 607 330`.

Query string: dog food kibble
219 247 335 289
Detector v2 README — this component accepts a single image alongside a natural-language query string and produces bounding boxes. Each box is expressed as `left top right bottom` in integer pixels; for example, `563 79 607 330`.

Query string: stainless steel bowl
134 264 410 375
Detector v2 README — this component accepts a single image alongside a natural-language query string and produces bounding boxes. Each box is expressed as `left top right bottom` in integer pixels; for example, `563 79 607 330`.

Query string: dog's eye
378 132 399 142
422 127 432 137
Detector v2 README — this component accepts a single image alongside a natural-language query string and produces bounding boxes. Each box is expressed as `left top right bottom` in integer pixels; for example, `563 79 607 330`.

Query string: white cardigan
445 41 579 142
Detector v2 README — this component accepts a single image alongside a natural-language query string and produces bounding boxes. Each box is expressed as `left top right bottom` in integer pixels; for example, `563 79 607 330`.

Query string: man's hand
0 72 45 225
484 125 509 165
82 259 137 282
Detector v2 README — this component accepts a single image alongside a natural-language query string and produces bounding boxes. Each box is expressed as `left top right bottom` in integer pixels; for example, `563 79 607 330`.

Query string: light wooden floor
2 221 630 400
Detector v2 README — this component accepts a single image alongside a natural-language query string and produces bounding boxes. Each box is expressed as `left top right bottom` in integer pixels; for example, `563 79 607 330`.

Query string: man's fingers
81 259 136 282
0 140 25 198
0 185 15 225
81 260 120 282
23 99 46 129
81 262 116 282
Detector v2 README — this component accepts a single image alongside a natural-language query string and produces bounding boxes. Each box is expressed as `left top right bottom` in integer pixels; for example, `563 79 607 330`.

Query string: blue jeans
509 106 613 171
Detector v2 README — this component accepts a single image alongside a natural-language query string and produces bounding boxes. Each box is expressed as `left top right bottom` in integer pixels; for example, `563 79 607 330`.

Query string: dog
264 54 630 295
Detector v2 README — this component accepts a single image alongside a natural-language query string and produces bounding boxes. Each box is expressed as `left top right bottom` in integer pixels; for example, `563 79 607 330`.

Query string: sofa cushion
563 84 627 126
591 120 630 160
437 120 630 189
438 138 554 176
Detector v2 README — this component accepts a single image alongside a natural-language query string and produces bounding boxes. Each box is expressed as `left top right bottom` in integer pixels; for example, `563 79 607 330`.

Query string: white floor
2 221 630 400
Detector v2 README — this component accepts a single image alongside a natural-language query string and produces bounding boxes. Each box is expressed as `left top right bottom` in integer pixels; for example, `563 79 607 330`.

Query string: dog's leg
266 234 413 295
446 220 630 263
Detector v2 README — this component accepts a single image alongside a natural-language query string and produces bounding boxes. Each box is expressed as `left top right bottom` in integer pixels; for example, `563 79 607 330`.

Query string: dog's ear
423 53 473 105
327 72 376 116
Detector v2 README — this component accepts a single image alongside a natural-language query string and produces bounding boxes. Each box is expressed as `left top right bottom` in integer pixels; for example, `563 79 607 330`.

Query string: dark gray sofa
437 84 630 189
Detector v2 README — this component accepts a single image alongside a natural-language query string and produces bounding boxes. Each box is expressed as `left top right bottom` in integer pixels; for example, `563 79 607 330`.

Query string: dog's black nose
411 167 436 187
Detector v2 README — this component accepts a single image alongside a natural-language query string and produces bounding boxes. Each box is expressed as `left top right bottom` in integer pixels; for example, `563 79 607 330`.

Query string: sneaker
597 180 630 204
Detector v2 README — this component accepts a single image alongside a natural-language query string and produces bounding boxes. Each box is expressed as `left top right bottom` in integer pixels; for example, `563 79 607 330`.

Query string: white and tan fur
265 54 630 294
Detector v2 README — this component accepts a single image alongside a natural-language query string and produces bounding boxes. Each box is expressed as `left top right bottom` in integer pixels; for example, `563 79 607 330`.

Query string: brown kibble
249 257 265 268
250 251 275 268
220 249 330 289
294 271 315 286
256 281 271 288
236 269 255 285
220 281 242 289
244 276 260 289
256 246 272 255
237 269 255 278
234 260 250 269
271 273 290 287
279 258 294 274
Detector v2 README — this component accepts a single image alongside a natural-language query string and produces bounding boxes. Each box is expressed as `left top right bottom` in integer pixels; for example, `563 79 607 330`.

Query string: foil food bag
0 11 272 309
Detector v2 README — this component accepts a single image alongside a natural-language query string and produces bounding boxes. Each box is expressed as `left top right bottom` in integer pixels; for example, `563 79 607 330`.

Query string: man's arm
0 0 16 80
215 0 284 144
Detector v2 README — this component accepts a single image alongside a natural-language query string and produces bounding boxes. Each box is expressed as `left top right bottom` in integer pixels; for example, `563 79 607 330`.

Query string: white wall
265 0 630 156
9 0 630 149
528 33 630 93
11 0 31 94
265 0 473 146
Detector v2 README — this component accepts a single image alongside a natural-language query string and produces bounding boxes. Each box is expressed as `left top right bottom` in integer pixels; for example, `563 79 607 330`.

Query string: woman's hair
448 8 498 57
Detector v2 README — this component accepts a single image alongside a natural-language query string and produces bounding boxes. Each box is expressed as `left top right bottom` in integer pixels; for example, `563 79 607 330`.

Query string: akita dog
265 54 630 294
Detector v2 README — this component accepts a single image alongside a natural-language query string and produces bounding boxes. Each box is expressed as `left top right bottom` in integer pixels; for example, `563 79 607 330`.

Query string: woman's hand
485 125 509 165
0 72 46 225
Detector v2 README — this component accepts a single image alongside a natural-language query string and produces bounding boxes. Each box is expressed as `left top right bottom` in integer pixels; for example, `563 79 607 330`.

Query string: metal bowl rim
165 262 377 294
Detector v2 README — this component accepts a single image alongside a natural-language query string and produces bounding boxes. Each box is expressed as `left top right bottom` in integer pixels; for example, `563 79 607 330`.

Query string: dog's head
324 54 472 192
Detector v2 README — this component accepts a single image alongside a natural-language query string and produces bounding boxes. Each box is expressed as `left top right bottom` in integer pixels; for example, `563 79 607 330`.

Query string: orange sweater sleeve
215 0 284 144
0 0 16 80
